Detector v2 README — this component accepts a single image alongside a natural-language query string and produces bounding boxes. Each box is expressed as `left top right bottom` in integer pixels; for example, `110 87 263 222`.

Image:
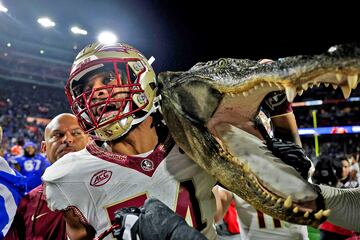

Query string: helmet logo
104 129 113 137
133 61 144 71
137 93 147 104
141 159 154 171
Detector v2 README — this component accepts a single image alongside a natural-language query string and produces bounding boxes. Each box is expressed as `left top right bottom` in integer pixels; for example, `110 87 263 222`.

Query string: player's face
341 159 350 179
85 72 130 118
25 146 35 155
43 116 89 163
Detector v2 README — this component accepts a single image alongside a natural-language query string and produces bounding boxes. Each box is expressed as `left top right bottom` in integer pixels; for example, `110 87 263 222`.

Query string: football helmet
11 145 23 156
65 42 157 141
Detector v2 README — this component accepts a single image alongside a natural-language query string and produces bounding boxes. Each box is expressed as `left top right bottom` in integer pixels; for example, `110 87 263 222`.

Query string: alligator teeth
341 85 351 99
302 83 308 91
260 82 265 87
304 211 309 218
283 195 292 208
242 91 249 97
324 83 330 87
276 198 283 205
347 74 358 89
243 163 250 173
323 209 331 217
254 85 259 90
309 83 314 89
297 89 304 96
285 86 297 102
336 73 343 82
314 209 324 220
315 82 321 87
332 84 338 89
293 207 299 213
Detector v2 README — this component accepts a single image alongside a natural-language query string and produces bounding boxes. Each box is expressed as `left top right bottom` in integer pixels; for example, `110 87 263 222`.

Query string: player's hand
113 198 206 240
266 138 312 180
113 206 141 240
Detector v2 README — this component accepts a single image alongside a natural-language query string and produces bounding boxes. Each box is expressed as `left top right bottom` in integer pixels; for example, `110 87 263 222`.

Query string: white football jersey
233 195 309 240
42 135 217 239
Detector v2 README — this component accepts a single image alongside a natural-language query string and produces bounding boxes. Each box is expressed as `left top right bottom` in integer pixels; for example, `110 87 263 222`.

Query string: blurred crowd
0 51 69 87
0 79 70 163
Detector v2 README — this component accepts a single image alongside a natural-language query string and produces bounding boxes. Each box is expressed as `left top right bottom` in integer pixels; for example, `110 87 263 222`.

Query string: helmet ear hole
149 82 156 90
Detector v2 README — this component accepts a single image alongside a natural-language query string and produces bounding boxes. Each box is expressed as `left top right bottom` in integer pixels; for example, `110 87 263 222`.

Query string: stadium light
0 3 8 13
37 17 56 28
97 31 117 44
71 26 88 35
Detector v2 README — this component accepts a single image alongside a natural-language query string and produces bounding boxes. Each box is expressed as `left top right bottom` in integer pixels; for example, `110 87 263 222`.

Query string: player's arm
261 91 302 146
271 111 302 146
63 209 95 240
212 185 234 222
258 59 302 146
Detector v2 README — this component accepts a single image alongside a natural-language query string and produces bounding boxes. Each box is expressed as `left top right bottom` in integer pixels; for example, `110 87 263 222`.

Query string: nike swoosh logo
31 212 49 221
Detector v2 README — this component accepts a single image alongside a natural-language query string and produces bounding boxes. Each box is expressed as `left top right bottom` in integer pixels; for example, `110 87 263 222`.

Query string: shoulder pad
42 152 79 182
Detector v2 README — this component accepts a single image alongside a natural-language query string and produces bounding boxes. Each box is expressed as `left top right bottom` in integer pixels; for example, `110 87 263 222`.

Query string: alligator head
157 43 360 227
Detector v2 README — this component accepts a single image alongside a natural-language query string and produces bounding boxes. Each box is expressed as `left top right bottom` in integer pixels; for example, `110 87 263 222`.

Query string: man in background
5 113 89 240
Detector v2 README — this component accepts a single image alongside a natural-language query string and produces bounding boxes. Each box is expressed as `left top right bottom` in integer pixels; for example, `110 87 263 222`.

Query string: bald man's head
42 113 89 163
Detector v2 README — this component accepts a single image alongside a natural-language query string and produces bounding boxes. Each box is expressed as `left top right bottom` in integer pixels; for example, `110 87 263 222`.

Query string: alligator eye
218 59 227 67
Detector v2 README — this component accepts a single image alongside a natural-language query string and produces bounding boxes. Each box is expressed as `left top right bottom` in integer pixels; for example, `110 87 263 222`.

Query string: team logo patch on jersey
90 170 112 187
141 159 154 171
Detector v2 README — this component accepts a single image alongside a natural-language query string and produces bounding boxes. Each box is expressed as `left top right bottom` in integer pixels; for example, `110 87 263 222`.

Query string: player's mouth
94 103 120 120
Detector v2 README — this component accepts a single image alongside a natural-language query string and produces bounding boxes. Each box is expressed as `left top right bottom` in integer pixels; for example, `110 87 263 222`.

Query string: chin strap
131 104 156 126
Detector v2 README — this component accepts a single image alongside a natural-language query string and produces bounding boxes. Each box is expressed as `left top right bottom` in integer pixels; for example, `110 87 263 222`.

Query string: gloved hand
261 91 293 117
113 207 142 240
113 198 207 240
266 137 312 180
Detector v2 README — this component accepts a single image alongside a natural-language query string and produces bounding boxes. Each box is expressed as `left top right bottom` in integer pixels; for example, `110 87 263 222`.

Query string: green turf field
308 226 320 240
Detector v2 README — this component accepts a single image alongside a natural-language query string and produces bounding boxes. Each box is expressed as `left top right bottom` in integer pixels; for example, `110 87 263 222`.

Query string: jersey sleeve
42 153 77 211
43 181 70 211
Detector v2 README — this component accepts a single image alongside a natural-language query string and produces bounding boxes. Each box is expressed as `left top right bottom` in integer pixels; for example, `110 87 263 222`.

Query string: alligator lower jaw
245 170 316 213
208 122 331 222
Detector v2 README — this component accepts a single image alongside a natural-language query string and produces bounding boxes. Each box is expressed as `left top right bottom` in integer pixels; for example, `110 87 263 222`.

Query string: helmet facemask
67 56 155 141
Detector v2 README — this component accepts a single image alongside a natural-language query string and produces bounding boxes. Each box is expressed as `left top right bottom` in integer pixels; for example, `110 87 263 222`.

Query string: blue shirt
13 154 50 191
0 157 26 239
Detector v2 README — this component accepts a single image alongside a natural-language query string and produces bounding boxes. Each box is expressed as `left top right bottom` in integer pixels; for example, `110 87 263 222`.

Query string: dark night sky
1 0 359 73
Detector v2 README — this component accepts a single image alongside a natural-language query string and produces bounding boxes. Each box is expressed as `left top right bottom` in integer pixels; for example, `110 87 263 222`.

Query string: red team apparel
42 135 217 239
5 185 67 240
